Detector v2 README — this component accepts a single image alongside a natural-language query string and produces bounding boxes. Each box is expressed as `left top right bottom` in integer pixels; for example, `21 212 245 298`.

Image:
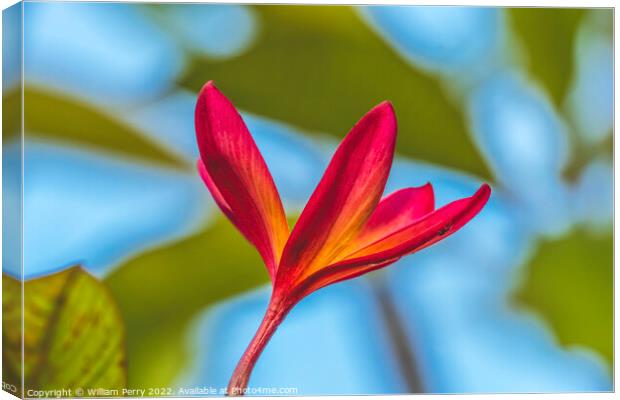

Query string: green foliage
2 274 22 395
21 87 188 170
179 5 492 180
2 267 127 395
105 217 271 388
515 229 612 364
3 88 21 142
509 8 584 105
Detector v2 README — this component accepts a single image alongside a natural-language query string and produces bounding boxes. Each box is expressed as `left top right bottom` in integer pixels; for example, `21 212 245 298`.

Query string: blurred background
2 3 613 395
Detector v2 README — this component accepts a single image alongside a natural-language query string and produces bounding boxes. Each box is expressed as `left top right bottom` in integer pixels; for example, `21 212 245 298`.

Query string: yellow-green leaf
3 274 22 396
510 8 584 105
19 87 188 170
3 87 21 143
515 229 612 364
3 266 127 396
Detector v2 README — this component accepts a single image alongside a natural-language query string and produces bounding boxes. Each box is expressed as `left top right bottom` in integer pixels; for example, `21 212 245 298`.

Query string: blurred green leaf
510 8 584 105
3 266 127 394
105 217 271 388
3 88 21 142
515 229 612 364
3 274 22 396
22 87 188 170
180 5 491 180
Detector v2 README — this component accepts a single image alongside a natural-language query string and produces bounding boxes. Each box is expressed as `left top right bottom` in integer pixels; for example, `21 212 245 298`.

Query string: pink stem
227 296 291 396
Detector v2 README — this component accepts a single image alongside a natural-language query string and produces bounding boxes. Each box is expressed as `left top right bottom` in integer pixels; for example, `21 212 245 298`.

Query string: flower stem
227 296 290 396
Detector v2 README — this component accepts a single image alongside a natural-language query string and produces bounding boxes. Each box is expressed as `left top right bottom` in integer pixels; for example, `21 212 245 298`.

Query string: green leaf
510 8 584 105
22 87 188 170
105 217 271 388
3 266 127 395
3 88 21 143
179 5 491 180
2 274 23 395
515 229 612 364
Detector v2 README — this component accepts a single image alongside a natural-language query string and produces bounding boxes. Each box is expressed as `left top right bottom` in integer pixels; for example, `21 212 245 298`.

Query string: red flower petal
195 82 289 279
344 184 435 255
294 184 491 296
197 159 241 235
276 101 397 287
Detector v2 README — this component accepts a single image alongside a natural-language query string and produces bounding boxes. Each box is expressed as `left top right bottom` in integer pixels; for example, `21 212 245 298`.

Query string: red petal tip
477 183 492 199
421 182 435 203
198 80 219 97
363 100 397 136
373 100 396 117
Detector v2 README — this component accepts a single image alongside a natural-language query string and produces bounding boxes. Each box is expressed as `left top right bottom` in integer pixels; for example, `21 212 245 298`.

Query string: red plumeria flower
195 81 491 396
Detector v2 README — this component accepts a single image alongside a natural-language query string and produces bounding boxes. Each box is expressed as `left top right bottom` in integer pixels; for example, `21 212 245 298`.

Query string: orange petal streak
276 102 397 288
